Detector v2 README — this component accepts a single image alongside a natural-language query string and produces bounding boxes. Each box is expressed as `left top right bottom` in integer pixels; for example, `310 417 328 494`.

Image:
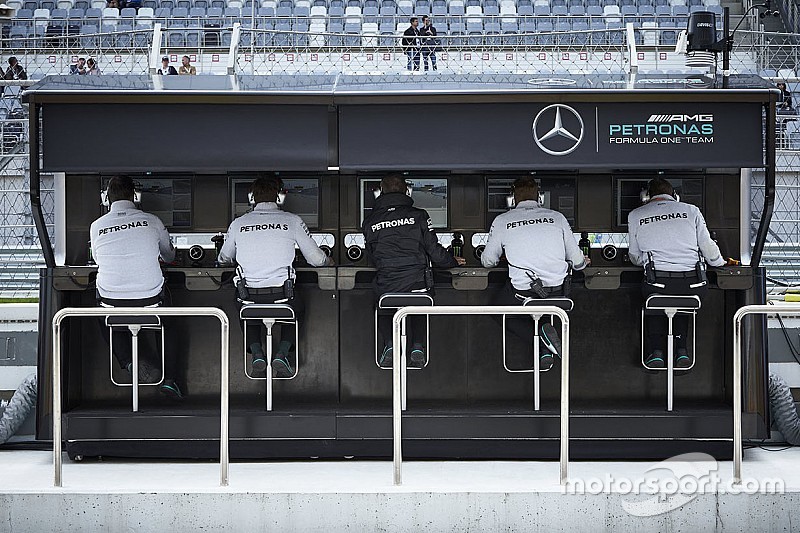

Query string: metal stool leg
401 316 407 412
532 315 541 412
263 319 274 412
666 310 675 412
129 325 141 413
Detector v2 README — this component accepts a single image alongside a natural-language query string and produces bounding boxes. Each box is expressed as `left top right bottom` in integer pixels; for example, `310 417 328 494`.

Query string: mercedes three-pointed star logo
532 104 585 156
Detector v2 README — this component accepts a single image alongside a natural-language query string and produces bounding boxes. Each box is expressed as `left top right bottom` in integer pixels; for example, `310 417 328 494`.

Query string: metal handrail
733 303 800 483
391 304 570 486
51 306 230 487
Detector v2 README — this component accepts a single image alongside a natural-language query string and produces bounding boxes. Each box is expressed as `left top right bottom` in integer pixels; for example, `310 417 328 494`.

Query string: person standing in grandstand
178 55 197 75
628 177 725 370
90 176 184 399
3 57 26 81
402 17 421 72
363 174 465 368
87 58 101 75
218 176 334 378
69 57 87 75
158 56 178 75
420 15 438 72
481 176 588 370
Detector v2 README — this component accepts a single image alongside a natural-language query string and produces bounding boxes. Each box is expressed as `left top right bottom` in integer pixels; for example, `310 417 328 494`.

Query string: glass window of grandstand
360 176 449 229
486 176 577 226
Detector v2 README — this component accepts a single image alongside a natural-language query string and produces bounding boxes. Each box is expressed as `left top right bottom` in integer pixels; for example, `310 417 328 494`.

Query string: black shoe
159 379 184 400
540 323 561 358
645 350 666 369
126 360 158 384
409 345 425 368
273 356 294 378
379 345 393 368
250 342 267 374
676 348 692 369
539 351 555 371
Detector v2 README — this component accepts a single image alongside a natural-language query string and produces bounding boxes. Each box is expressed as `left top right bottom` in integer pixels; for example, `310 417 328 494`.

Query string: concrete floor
1 448 800 531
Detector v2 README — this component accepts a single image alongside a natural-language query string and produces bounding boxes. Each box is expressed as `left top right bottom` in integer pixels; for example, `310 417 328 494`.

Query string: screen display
616 177 703 227
361 177 448 229
231 177 320 229
102 176 192 228
487 176 576 226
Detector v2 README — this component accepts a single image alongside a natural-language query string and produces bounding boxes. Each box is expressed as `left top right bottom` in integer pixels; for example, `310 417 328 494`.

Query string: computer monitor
360 177 448 229
231 177 320 229
616 177 703 227
101 176 193 229
487 176 577 226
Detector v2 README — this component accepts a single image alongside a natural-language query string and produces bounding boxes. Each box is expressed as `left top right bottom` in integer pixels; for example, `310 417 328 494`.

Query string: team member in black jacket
363 174 465 367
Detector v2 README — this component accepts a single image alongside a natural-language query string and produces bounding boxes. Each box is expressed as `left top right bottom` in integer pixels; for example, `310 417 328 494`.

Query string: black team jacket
363 192 457 295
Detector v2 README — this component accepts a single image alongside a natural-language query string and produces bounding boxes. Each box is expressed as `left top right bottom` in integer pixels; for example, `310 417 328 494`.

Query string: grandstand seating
3 0 727 49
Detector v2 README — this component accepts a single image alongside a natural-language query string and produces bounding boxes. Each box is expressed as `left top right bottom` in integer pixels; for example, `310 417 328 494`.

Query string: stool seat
105 315 161 327
645 295 701 311
379 293 434 309
240 304 296 320
522 297 574 312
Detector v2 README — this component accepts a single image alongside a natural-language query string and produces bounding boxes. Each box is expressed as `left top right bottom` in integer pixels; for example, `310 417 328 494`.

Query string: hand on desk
455 256 466 266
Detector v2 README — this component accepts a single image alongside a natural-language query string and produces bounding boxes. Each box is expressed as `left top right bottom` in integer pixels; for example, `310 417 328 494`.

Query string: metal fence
1 24 800 296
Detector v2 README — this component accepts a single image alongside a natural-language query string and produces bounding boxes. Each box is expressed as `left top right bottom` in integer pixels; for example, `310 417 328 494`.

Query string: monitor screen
102 176 192 229
487 176 576 226
231 177 320 229
616 177 703 227
360 177 448 229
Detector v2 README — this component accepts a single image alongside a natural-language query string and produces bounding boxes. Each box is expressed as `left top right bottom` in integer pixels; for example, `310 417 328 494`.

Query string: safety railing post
732 304 800 483
392 305 570 486
51 307 230 487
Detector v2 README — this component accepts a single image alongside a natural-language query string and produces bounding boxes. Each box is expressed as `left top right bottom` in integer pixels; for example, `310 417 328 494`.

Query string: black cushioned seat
521 297 574 312
105 315 161 327
645 295 701 310
378 293 434 309
240 304 296 320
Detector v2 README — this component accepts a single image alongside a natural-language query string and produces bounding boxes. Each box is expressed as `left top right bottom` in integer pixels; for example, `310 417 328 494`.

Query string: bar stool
375 292 434 411
502 297 573 411
106 315 165 413
641 294 701 412
240 303 299 412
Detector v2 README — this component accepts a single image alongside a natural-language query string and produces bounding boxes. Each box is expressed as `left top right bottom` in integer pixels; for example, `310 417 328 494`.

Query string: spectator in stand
158 56 178 75
69 57 87 75
4 57 26 81
420 15 438 72
777 81 794 114
402 17 421 72
87 58 101 75
178 55 196 75
107 0 119 7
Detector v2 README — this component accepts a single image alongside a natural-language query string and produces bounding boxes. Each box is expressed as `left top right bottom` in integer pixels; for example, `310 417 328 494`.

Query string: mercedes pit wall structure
25 73 776 460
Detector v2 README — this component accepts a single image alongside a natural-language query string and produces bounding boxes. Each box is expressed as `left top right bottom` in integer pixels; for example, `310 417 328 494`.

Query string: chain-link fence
1 22 800 296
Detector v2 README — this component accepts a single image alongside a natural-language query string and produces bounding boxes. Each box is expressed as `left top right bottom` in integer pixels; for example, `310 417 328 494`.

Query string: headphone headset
506 181 546 209
640 180 680 204
373 180 414 199
248 178 286 207
100 188 141 208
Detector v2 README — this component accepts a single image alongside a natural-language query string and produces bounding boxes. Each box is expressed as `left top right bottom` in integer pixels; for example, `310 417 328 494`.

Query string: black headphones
507 181 545 208
640 179 680 204
374 180 413 199
248 177 286 206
